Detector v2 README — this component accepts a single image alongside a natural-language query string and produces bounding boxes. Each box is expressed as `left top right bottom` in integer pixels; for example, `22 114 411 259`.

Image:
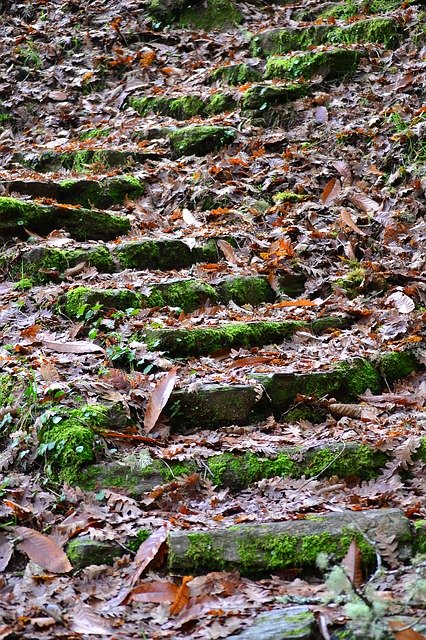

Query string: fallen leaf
217 239 238 265
321 177 341 206
130 522 171 586
0 535 13 571
182 208 202 227
15 527 72 573
341 540 363 587
340 209 366 236
144 368 177 433
128 580 178 603
386 291 415 314
70 602 112 635
41 340 105 354
170 575 192 615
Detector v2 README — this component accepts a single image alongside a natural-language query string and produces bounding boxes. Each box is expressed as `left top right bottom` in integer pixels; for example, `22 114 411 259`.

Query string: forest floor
0 0 425 638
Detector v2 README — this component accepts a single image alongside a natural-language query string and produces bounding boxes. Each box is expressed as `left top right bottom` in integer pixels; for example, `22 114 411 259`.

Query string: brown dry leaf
20 325 42 340
170 575 193 616
144 368 177 433
332 160 352 183
129 522 171 586
128 580 178 603
70 602 113 635
348 192 380 213
386 291 415 314
341 540 363 587
321 177 341 206
41 340 105 354
0 535 13 571
217 239 238 265
270 299 317 308
340 209 366 236
15 526 72 573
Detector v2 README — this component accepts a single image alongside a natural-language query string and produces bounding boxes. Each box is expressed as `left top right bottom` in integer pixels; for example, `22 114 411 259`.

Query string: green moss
413 520 426 555
284 405 327 423
209 63 262 86
205 93 237 115
160 279 217 312
217 276 275 306
19 246 114 283
335 267 366 299
179 0 242 29
378 351 419 384
38 405 111 483
169 125 236 157
265 49 360 81
79 128 111 141
252 17 401 56
236 527 375 576
64 287 141 318
273 191 308 203
207 451 299 488
304 445 387 480
67 537 123 568
127 529 151 552
142 320 305 357
241 83 309 110
163 460 196 482
414 438 426 464
169 96 206 119
176 533 228 574
0 196 130 241
337 358 380 398
113 239 192 271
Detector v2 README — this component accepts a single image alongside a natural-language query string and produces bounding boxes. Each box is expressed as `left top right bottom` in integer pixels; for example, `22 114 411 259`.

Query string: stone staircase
0 0 425 637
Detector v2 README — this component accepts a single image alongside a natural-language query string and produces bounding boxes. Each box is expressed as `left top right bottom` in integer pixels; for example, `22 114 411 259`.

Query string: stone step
62 274 279 316
1 175 145 209
0 196 130 241
164 353 419 430
138 316 352 357
252 17 402 56
167 508 413 576
77 439 426 498
8 148 163 173
127 94 237 119
3 236 249 283
209 47 362 86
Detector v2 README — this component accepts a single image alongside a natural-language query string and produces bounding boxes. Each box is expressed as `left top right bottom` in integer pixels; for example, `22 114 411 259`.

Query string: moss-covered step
265 48 361 81
208 63 263 86
128 94 237 119
251 357 381 412
168 384 259 430
169 125 237 157
252 17 402 56
149 0 243 29
14 245 115 282
0 197 130 241
140 316 352 358
11 149 158 173
168 508 412 576
37 403 129 484
241 83 309 110
112 238 193 271
1 176 145 209
66 536 125 570
76 441 392 498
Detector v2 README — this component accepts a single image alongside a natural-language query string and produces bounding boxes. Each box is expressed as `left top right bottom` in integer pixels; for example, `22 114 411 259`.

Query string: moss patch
377 351 419 384
58 175 144 209
265 49 361 81
209 63 262 85
0 196 130 241
179 0 243 29
113 239 192 271
18 246 114 283
241 83 309 110
217 276 275 306
142 320 305 357
67 537 124 569
64 286 141 318
169 125 236 157
252 17 401 56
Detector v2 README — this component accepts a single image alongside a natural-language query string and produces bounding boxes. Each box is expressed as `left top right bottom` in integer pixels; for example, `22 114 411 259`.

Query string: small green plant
16 40 42 69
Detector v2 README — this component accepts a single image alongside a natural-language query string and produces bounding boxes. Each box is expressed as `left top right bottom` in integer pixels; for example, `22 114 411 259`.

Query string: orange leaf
170 576 192 616
321 177 341 206
270 299 317 308
128 580 178 603
144 368 177 434
15 527 72 573
140 51 156 67
392 627 426 640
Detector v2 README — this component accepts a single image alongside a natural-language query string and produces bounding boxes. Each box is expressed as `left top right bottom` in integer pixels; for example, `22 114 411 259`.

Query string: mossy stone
113 239 192 271
208 63 263 86
265 49 361 81
64 287 141 318
241 83 309 110
19 246 114 283
157 279 218 312
179 0 243 29
142 320 305 357
377 351 419 384
217 276 276 306
169 125 236 157
58 175 144 209
67 536 124 570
